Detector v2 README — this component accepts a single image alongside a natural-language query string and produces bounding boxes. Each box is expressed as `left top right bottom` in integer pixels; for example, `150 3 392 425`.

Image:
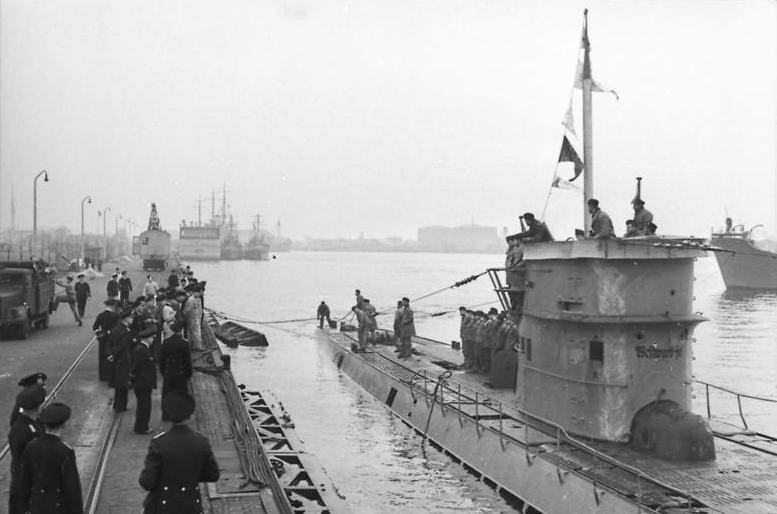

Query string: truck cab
0 261 56 339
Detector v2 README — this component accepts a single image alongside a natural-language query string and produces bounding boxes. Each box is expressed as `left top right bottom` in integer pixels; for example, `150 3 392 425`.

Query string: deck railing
695 379 777 430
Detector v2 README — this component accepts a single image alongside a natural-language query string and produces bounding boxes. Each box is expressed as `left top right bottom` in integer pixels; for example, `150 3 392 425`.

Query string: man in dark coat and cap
159 320 192 421
15 402 83 514
139 391 220 513
7 384 45 514
132 325 159 434
108 307 136 412
9 373 47 427
93 299 121 382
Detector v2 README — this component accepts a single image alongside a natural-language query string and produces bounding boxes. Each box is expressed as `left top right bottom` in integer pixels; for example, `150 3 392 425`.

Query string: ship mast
582 9 594 233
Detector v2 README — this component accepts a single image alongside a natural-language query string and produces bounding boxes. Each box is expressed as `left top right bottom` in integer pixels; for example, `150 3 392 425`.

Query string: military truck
0 261 55 339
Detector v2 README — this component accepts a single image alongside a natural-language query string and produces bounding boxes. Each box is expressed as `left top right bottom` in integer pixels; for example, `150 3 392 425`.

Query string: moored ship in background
178 222 221 261
220 214 243 260
243 215 270 261
711 217 777 289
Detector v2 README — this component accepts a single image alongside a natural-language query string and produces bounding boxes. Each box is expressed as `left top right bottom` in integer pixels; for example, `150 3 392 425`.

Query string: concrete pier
0 264 287 514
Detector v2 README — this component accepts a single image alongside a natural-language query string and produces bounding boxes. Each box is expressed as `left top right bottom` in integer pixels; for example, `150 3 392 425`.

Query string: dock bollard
451 340 461 351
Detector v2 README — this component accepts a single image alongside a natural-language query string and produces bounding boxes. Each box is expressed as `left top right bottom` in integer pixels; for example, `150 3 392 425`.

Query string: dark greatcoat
8 414 42 514
139 424 220 514
15 434 83 514
132 342 158 390
160 334 192 387
108 322 134 389
106 279 119 297
93 309 119 382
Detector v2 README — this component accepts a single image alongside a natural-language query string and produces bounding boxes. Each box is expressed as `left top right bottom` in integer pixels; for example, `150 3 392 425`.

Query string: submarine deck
324 330 777 514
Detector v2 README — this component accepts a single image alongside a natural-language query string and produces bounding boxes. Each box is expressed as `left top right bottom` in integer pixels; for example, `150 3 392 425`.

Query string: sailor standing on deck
393 301 403 351
587 199 614 239
363 299 378 338
139 391 220 514
398 297 415 359
354 289 365 310
7 385 45 514
15 403 83 514
74 273 91 319
317 301 331 329
352 306 370 352
131 325 158 435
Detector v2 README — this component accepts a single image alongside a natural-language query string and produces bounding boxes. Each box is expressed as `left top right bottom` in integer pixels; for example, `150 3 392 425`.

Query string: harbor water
188 251 777 513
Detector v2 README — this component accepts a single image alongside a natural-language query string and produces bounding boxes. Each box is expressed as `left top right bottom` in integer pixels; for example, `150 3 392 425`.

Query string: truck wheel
18 321 31 340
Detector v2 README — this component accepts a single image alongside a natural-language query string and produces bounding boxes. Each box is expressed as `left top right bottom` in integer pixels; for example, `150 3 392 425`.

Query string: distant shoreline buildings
294 224 506 254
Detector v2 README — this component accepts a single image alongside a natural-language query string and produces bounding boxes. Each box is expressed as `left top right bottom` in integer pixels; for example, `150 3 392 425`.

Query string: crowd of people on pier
7 264 220 514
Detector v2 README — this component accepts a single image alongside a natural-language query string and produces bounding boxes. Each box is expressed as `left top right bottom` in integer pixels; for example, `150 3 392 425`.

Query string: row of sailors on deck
459 308 520 388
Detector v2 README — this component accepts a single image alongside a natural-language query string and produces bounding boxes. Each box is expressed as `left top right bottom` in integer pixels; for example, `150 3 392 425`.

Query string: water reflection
195 252 777 512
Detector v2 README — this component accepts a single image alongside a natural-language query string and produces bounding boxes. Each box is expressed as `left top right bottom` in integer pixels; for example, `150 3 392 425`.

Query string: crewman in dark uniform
139 391 220 514
74 273 91 319
15 402 83 514
317 301 331 329
7 385 45 514
108 307 136 412
119 270 133 305
92 299 121 382
107 273 120 301
9 373 47 427
132 325 158 434
159 320 192 421
167 272 179 291
514 212 554 242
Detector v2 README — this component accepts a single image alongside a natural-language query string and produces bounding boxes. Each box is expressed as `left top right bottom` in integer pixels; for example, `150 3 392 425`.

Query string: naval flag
558 135 584 182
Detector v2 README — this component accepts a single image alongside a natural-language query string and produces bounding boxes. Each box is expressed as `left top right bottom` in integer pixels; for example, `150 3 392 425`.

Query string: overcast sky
1 0 775 240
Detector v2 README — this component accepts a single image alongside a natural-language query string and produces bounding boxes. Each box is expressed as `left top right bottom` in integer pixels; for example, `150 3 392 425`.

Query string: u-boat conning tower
514 238 715 461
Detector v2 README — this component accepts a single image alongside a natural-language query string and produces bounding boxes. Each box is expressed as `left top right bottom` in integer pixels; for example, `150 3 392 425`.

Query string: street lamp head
87 197 92 204
43 171 48 182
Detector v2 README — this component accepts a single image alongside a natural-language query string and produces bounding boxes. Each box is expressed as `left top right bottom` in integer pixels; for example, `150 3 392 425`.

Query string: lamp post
32 170 49 251
80 195 92 263
99 207 111 260
115 214 123 256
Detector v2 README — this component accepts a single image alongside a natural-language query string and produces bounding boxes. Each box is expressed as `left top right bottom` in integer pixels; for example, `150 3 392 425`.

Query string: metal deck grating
326 331 777 513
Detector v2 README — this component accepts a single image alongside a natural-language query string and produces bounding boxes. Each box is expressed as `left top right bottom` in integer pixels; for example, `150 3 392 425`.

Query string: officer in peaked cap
18 372 47 388
94 299 121 382
7 385 45 514
109 306 136 412
131 324 158 435
15 402 83 514
139 391 220 513
10 373 47 427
